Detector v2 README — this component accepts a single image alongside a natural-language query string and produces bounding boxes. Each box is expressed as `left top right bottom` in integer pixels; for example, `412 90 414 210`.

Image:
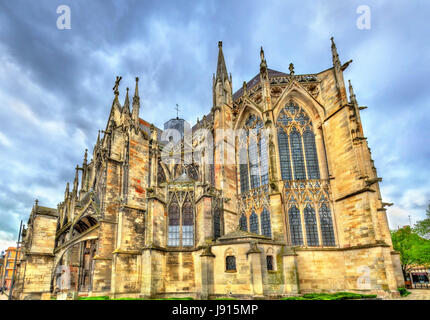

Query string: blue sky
0 0 429 251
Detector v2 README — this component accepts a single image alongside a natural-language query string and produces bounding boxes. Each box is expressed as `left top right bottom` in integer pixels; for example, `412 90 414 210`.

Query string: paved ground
388 289 430 300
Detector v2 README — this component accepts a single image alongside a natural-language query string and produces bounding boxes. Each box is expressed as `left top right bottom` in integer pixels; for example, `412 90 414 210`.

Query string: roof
173 171 195 183
35 205 59 217
233 68 289 101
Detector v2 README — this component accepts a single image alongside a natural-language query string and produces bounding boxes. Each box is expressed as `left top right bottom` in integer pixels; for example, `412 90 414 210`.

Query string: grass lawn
281 292 377 300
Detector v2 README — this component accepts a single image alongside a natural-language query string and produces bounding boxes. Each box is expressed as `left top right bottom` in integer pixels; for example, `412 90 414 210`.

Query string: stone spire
348 80 357 105
65 182 70 199
96 130 101 146
73 165 79 197
132 77 140 129
213 41 232 108
123 87 130 115
331 37 341 70
260 46 268 80
215 41 228 83
81 149 88 193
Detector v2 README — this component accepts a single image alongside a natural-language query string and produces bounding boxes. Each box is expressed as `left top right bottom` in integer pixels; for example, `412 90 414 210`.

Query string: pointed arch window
304 204 319 247
261 208 272 237
168 193 194 247
239 138 250 193
182 198 194 246
239 213 248 231
319 203 335 246
290 127 306 180
276 102 321 181
238 114 269 193
168 198 180 246
288 205 303 246
278 130 292 180
249 211 259 234
303 127 320 179
214 207 222 239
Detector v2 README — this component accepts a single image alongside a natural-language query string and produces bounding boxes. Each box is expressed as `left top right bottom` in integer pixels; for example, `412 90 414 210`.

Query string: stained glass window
266 255 274 271
214 207 221 239
182 199 194 246
303 127 320 179
240 114 269 192
277 102 320 181
290 128 306 180
288 205 303 246
239 213 248 231
168 200 180 246
226 256 236 271
278 130 292 180
239 146 249 193
261 208 272 237
248 136 260 189
304 204 319 246
250 211 259 234
319 203 335 246
260 133 269 186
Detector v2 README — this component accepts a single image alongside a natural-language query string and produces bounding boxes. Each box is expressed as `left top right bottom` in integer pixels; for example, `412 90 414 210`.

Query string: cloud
0 0 429 252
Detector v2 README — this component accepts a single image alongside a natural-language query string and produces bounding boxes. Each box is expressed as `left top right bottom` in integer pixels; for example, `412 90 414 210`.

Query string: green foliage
78 296 193 300
111 297 146 300
391 226 430 274
153 297 194 300
78 296 110 300
397 287 411 297
414 203 430 239
281 292 377 300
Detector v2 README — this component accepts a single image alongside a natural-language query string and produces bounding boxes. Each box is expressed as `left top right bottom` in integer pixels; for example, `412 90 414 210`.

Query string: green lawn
281 292 377 300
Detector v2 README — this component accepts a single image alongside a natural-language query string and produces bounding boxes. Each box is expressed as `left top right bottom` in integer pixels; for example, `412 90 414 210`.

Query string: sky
0 0 429 251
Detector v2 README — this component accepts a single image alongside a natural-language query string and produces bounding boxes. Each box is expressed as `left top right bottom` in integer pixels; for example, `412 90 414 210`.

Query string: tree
391 226 430 276
414 202 430 239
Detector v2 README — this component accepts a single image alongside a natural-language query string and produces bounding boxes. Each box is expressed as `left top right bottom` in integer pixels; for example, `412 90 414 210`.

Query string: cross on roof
175 104 180 119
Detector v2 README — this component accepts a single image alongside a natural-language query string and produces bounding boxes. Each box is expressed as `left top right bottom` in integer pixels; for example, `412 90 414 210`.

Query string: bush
397 287 411 297
282 292 377 300
78 296 110 300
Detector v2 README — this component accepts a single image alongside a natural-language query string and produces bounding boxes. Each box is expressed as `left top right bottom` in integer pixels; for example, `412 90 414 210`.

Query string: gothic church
15 39 404 299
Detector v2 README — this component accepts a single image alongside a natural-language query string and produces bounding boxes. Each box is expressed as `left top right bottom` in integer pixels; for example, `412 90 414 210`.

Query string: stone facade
15 39 404 300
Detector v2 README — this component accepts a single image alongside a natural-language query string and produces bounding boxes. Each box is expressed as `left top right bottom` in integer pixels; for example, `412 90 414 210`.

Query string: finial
175 104 180 119
35 199 39 207
330 37 341 69
134 77 139 98
289 63 295 75
260 46 265 62
113 76 122 96
242 81 247 96
123 87 130 113
215 41 228 83
84 149 88 163
348 80 357 104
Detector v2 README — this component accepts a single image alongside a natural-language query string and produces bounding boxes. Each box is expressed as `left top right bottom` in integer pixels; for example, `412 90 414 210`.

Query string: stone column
282 247 299 294
269 193 285 242
200 246 215 299
140 248 154 297
247 242 263 297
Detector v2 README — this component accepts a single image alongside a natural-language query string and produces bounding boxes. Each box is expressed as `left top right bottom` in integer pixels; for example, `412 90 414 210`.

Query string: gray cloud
0 0 429 251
